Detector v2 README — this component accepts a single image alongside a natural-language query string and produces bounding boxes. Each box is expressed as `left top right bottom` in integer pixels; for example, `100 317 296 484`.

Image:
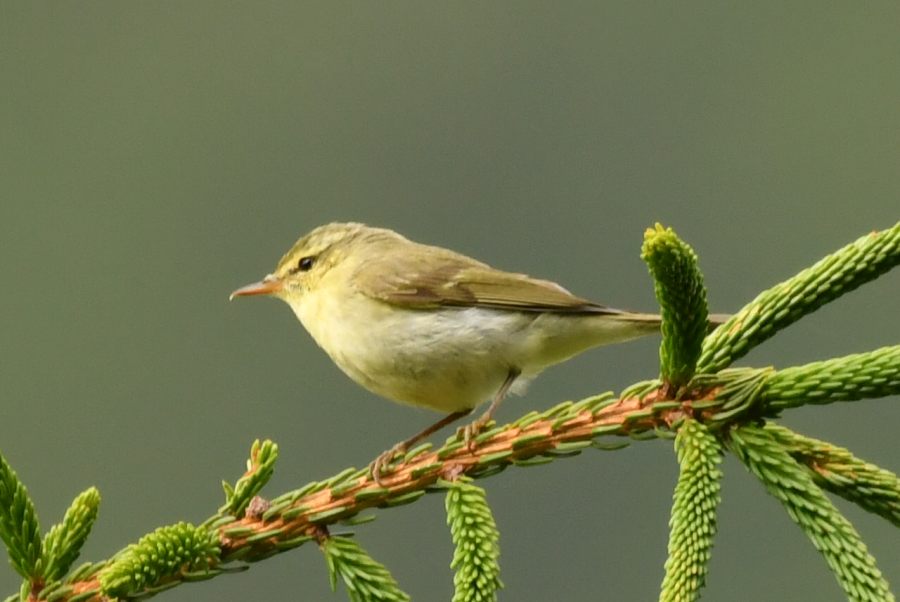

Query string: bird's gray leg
463 368 521 449
370 409 472 485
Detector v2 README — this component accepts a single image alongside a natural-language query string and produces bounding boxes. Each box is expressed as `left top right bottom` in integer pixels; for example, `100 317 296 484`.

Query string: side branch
41 389 688 601
641 224 710 390
727 425 893 601
762 345 900 411
659 418 722 602
698 221 900 374
766 423 900 528
216 390 678 560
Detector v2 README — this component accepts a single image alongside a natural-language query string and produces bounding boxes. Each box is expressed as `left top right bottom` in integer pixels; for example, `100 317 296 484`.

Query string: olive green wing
352 243 624 314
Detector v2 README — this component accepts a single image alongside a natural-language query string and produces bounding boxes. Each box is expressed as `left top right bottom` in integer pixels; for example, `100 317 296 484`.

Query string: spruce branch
687 345 900 421
727 424 893 602
642 223 710 391
208 390 678 571
98 522 220 598
0 452 42 581
6 391 685 601
320 534 410 602
762 345 900 411
2 222 897 601
766 423 900 528
40 488 100 583
660 418 722 602
444 478 502 602
220 439 279 517
698 221 900 374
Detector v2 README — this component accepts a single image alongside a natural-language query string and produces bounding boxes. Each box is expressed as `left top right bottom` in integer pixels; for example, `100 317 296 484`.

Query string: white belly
289 289 653 413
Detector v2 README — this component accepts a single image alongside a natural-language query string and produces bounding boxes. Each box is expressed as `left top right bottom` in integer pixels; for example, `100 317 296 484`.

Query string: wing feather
352 242 622 315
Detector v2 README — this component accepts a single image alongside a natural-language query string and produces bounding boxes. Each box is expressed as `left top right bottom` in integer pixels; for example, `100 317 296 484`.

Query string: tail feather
708 313 731 325
613 311 731 331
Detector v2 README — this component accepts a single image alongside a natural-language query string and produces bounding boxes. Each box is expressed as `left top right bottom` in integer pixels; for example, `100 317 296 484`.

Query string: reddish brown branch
219 389 689 557
35 386 728 601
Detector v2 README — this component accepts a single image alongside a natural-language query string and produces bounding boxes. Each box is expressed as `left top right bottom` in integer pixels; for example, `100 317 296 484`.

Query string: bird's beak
229 275 283 300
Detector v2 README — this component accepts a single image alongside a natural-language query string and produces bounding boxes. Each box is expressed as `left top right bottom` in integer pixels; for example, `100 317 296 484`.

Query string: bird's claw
462 415 494 450
369 442 408 486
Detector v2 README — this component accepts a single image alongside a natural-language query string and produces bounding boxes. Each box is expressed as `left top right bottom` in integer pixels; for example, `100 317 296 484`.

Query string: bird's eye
296 256 315 272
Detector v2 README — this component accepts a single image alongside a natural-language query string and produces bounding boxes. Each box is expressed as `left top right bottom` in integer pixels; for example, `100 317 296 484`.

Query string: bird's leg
463 368 521 449
370 409 472 485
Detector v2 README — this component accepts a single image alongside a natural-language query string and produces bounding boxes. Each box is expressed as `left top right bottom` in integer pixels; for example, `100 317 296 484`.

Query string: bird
231 222 672 483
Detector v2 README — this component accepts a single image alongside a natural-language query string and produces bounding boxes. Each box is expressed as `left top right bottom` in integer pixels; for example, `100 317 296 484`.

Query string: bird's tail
708 313 731 326
613 311 731 332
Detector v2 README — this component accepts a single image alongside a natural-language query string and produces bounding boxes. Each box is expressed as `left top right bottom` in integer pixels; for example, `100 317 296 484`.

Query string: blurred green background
1 3 898 601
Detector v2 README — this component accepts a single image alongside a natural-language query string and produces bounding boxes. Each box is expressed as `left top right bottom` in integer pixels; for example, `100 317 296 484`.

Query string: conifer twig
321 535 410 602
762 345 900 410
698 222 900 374
444 478 502 602
659 418 722 602
766 423 900 528
727 425 893 602
2 221 897 602
642 224 710 392
0 453 42 582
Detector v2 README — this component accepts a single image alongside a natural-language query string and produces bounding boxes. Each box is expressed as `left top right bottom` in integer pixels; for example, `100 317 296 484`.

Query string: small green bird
232 223 669 482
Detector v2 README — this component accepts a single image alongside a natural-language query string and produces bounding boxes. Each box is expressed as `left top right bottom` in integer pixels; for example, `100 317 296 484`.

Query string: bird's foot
369 442 408 486
462 414 496 451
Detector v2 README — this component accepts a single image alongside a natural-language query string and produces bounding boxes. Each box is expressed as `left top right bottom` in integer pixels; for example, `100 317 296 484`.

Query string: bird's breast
287 292 655 413
288 293 531 412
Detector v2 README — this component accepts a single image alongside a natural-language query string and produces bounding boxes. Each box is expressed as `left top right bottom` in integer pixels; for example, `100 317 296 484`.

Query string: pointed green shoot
727 425 893 601
320 535 410 602
99 522 219 598
221 439 278 517
445 478 502 602
40 487 100 582
762 345 900 412
766 424 900 528
641 224 710 390
0 451 42 580
660 418 722 602
698 221 900 374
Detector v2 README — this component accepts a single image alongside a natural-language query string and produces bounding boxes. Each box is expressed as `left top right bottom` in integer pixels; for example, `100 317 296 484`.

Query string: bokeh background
1 3 898 601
